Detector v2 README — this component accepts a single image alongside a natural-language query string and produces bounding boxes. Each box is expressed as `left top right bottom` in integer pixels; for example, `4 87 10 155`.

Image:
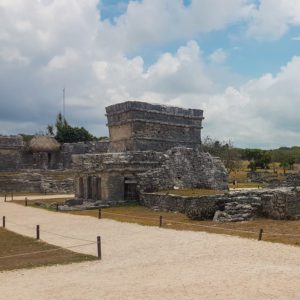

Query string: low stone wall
282 173 300 187
140 187 300 222
0 171 75 194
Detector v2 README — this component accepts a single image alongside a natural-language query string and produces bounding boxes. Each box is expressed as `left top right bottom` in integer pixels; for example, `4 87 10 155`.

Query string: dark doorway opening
96 177 101 200
124 178 138 202
79 177 84 198
87 176 93 199
47 153 51 169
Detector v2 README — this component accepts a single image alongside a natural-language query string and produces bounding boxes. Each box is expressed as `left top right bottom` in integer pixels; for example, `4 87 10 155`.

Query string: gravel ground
0 197 300 299
3 194 74 201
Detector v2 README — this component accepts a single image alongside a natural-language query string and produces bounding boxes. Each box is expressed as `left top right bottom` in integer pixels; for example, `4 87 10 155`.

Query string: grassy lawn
0 228 97 272
71 205 300 247
228 182 266 189
158 188 225 196
10 197 300 247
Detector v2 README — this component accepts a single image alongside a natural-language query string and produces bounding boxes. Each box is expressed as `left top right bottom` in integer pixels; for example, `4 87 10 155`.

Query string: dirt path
0 194 74 201
0 199 300 299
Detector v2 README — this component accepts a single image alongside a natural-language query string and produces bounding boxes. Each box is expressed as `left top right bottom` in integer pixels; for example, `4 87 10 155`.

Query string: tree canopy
47 113 95 143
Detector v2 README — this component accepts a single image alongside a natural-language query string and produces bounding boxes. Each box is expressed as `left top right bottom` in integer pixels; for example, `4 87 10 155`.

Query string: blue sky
100 0 300 79
1 0 300 148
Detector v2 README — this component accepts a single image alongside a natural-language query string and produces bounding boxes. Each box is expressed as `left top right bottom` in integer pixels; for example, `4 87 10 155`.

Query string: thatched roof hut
28 136 61 153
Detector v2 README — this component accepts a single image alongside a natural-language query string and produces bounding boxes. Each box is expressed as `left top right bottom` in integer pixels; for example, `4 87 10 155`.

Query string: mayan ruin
2 1 300 298
73 101 228 204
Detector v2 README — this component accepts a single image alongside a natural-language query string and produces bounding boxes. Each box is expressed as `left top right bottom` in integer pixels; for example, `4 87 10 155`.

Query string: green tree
47 113 95 143
202 136 241 172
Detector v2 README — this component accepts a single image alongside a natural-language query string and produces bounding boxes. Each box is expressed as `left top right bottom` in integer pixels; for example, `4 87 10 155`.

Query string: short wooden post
258 228 263 241
2 216 5 228
97 236 101 260
4 194 6 202
56 203 59 212
159 216 163 227
36 225 40 240
98 208 102 219
11 193 13 201
25 197 28 206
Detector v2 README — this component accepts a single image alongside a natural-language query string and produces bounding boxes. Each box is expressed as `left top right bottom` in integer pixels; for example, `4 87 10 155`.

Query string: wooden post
2 216 5 228
36 225 40 240
258 228 263 241
159 216 163 227
4 194 6 202
56 203 59 212
25 197 28 206
97 236 101 260
98 208 102 219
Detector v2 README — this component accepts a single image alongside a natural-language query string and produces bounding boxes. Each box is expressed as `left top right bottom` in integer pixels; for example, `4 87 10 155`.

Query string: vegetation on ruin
0 228 96 271
46 113 95 143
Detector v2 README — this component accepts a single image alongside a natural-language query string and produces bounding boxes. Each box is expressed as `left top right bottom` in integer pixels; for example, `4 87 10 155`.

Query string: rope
0 242 96 260
6 220 95 243
101 211 300 237
41 230 95 243
162 219 258 234
102 211 158 222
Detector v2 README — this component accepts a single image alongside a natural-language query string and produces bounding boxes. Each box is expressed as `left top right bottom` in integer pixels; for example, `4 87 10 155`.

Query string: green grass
11 199 300 247
158 188 225 197
0 228 97 272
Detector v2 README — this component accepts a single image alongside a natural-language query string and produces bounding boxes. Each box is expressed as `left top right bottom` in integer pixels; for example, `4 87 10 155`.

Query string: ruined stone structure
73 101 228 204
106 101 203 152
0 135 109 172
141 187 300 221
0 135 109 193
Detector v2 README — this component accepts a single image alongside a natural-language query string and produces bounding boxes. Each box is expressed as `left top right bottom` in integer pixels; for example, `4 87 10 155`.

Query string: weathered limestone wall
73 147 228 203
282 173 300 187
106 101 203 152
0 135 108 172
0 172 74 194
0 135 24 171
140 187 300 222
138 147 228 192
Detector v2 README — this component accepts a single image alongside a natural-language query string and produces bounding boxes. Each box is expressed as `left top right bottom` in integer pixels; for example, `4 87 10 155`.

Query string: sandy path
0 199 300 299
1 194 74 201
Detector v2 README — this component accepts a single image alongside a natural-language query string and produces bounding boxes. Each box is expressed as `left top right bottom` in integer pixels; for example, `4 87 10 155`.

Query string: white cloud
209 48 227 64
0 0 300 148
247 0 300 39
46 48 80 70
0 48 29 65
99 0 254 51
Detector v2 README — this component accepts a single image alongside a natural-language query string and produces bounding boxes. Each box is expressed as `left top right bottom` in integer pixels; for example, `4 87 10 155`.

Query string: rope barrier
100 211 300 238
6 220 95 243
0 242 96 260
102 211 159 222
41 230 96 243
162 219 258 234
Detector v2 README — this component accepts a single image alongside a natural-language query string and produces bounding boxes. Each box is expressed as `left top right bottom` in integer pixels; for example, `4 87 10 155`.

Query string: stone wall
106 101 203 152
0 135 107 171
140 187 300 221
73 147 228 203
0 171 75 194
0 135 24 171
138 147 228 192
282 173 300 187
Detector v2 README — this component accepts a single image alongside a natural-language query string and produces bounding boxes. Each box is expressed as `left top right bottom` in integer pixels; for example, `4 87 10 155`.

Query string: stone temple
73 101 228 204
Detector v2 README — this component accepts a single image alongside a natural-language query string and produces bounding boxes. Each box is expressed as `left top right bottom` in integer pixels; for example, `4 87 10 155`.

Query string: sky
0 0 300 148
